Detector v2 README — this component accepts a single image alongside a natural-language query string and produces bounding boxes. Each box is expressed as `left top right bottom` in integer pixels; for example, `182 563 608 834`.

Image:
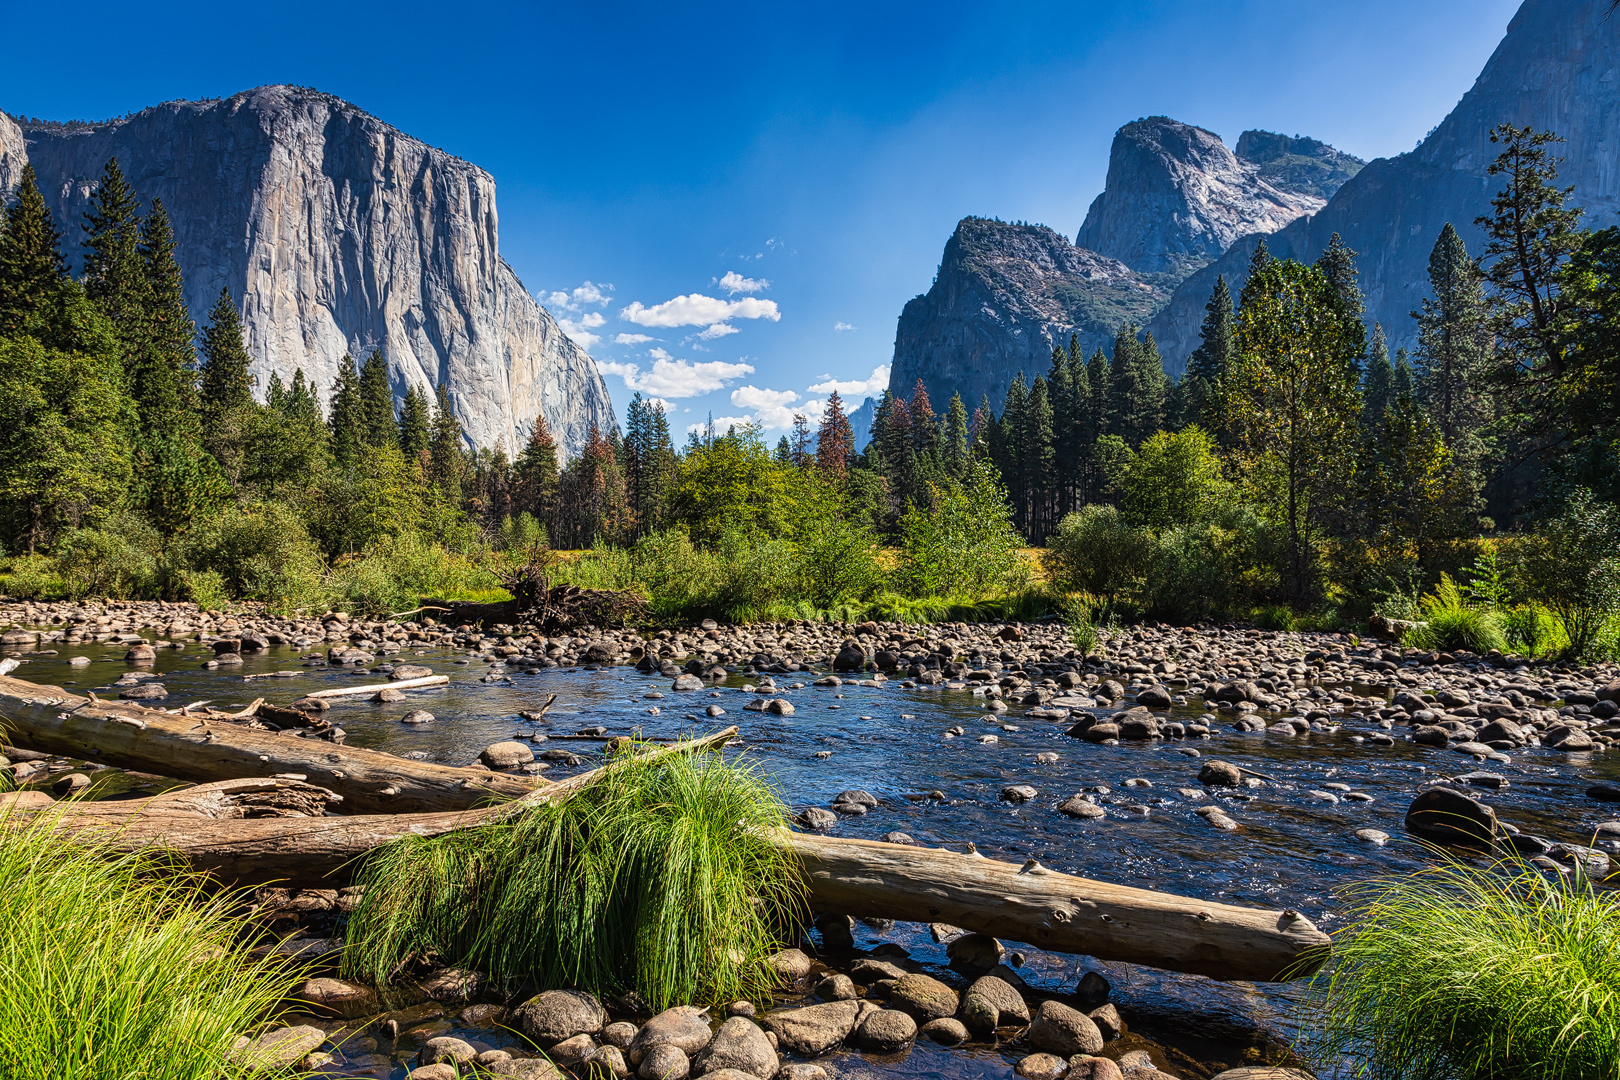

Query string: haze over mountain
0 86 615 455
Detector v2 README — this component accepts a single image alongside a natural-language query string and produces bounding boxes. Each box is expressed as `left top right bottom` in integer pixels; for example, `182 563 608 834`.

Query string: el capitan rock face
888 218 1170 416
2 86 614 454
1148 0 1620 365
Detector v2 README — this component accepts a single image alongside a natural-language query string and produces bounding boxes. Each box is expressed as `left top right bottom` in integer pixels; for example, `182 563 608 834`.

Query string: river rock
491 1060 570 1080
919 1017 969 1045
401 709 435 724
767 698 795 715
1000 784 1038 803
1067 1056 1126 1080
761 1000 863 1055
1209 1071 1317 1080
1027 1000 1103 1056
639 1045 691 1080
421 967 481 1003
1115 706 1160 739
552 1034 600 1066
481 740 535 768
959 974 1030 1031
887 973 959 1020
231 1025 327 1070
816 973 856 1001
372 687 405 702
766 948 812 982
391 663 434 680
1015 1053 1069 1080
1083 722 1120 743
628 1006 714 1065
673 674 705 691
1405 786 1498 846
1135 685 1172 709
777 1067 827 1080
420 1037 479 1066
124 643 156 662
1087 1003 1123 1040
412 1067 457 1080
946 933 1004 976
1058 795 1105 819
119 683 167 700
587 1045 631 1079
851 1008 917 1052
797 807 837 830
296 977 377 1018
515 989 607 1045
1198 760 1243 787
693 1016 778 1079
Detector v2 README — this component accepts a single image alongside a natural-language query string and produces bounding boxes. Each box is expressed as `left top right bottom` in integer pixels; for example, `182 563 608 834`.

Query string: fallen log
17 770 1325 982
0 674 539 814
785 832 1328 981
304 675 448 699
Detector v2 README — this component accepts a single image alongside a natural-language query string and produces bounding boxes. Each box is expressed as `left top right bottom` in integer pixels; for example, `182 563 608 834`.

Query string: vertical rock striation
1 86 614 455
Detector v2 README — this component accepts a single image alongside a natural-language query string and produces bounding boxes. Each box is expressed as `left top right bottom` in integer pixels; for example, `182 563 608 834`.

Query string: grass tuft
0 809 301 1079
344 746 805 1011
1402 574 1507 654
1301 855 1620 1080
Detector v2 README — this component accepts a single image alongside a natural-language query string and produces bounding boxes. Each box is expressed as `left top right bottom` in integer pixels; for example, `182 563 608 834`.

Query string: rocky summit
1148 0 1620 364
0 86 616 455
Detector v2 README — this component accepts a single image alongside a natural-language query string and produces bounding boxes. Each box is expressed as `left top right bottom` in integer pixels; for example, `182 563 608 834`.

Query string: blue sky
0 0 1521 435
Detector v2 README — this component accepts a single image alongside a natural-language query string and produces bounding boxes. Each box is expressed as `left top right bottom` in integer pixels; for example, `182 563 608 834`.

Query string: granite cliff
0 86 615 455
887 119 1360 413
1148 0 1620 363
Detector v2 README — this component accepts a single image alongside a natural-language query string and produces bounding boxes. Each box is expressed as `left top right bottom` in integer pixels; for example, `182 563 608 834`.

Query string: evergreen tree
0 165 67 337
1046 342 1078 515
327 354 368 467
790 413 814 468
1392 347 1417 401
994 373 1028 519
1361 324 1396 430
816 391 854 480
428 384 464 504
1021 375 1056 538
80 158 146 347
359 350 397 449
515 411 560 521
398 386 432 467
943 392 970 478
1107 324 1166 446
554 424 629 548
1315 233 1365 322
1414 223 1492 448
247 369 327 497
198 287 254 422
623 393 676 535
1245 237 1274 283
909 379 939 464
1180 275 1237 429
774 435 792 464
1086 347 1110 438
138 199 198 425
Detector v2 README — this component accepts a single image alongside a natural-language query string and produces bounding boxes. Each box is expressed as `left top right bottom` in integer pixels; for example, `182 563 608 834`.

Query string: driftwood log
0 675 540 814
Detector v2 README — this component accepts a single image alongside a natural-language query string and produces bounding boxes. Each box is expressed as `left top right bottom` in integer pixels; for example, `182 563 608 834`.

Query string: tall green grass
1302 856 1620 1080
0 810 301 1079
344 747 805 1010
1401 574 1507 654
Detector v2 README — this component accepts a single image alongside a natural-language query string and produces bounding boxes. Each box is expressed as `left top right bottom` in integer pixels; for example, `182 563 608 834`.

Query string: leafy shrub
1252 604 1297 631
795 518 882 609
1119 425 1230 528
52 511 161 599
1500 603 1567 657
0 553 58 599
1044 505 1155 610
1511 489 1620 659
496 512 548 552
898 462 1029 599
1403 574 1506 654
178 569 230 611
186 502 326 608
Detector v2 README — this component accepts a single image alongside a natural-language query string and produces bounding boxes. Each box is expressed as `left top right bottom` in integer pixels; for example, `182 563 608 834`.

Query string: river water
15 640 1620 1079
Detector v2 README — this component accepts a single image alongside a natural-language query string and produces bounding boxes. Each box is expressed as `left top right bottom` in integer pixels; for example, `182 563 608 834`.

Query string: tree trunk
0 674 541 813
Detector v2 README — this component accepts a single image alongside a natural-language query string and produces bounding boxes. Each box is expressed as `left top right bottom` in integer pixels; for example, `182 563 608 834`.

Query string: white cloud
687 416 756 435
597 354 756 398
545 281 613 311
646 397 673 414
697 322 739 340
718 271 768 295
808 363 890 398
555 317 603 352
621 293 781 328
833 321 856 332
729 385 800 429
614 332 654 345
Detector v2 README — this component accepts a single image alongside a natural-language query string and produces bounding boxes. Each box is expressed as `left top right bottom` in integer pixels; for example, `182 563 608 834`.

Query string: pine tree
909 379 939 464
1315 233 1365 322
398 386 432 467
327 354 368 467
1021 375 1056 538
515 411 560 520
247 369 327 496
138 200 197 425
0 165 67 336
1361 324 1396 431
1047 343 1078 515
1106 324 1166 446
428 384 464 504
774 435 792 464
1181 275 1237 429
1086 347 1110 439
943 392 970 478
359 350 397 449
790 413 814 468
198 287 254 422
81 158 146 346
816 391 854 480
623 392 676 535
1246 237 1274 284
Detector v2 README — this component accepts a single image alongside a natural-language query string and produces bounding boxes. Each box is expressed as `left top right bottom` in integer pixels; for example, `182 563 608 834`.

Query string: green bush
1119 425 1230 528
1044 505 1155 610
794 518 882 609
0 553 59 599
898 461 1029 599
0 809 301 1079
1500 603 1567 657
1511 489 1620 659
1302 856 1620 1080
186 502 327 608
1402 574 1507 654
52 511 161 599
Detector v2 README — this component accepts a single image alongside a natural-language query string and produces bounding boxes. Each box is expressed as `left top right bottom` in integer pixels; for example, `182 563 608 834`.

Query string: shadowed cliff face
1 86 615 455
1149 0 1620 366
888 218 1171 416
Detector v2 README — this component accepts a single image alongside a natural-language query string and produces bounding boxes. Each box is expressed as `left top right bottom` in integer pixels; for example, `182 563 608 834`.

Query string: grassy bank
0 809 301 1079
1301 856 1620 1080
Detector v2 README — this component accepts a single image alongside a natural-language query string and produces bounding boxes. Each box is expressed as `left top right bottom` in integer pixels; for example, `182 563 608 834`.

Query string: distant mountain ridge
0 86 616 455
